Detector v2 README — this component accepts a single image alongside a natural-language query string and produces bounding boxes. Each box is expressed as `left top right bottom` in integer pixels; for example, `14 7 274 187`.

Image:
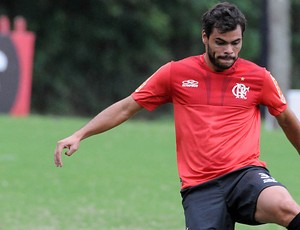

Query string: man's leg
181 181 235 230
255 186 300 228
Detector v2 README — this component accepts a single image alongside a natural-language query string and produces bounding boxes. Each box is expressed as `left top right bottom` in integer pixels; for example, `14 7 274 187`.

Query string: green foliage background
0 0 299 116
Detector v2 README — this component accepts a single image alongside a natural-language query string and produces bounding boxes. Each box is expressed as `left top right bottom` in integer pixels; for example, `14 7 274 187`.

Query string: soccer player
54 2 300 229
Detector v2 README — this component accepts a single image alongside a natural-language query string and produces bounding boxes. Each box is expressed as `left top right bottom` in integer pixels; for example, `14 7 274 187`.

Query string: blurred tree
0 0 298 117
265 0 291 130
267 0 291 95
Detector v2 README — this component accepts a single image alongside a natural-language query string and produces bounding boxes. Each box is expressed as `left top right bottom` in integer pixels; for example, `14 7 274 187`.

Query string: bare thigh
255 186 300 227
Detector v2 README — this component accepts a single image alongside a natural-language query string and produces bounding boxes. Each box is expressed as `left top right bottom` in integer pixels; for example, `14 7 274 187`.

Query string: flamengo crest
232 83 250 99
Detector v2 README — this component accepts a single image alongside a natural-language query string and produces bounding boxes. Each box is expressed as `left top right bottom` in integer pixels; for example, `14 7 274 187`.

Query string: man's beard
207 45 237 71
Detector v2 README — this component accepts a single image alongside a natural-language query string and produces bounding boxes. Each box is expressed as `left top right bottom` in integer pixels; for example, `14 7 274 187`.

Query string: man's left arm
276 107 300 154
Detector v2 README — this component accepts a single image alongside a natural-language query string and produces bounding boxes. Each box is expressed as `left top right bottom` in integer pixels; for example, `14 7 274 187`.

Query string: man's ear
202 30 208 45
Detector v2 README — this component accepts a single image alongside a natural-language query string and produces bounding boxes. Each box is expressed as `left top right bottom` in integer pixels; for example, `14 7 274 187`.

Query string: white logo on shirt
232 83 250 99
182 80 198 88
259 173 278 183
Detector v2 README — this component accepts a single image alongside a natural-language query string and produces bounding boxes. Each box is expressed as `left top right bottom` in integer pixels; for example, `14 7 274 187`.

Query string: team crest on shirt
232 83 250 100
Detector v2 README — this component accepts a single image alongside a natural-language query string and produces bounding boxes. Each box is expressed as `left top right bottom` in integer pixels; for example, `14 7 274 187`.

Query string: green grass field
0 115 299 230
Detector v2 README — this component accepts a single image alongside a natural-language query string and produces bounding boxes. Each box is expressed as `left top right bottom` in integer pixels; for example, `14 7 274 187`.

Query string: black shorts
180 166 285 230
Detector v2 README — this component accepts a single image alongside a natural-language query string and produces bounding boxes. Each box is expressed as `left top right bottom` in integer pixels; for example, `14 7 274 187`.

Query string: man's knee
276 198 300 226
287 212 300 230
255 186 300 226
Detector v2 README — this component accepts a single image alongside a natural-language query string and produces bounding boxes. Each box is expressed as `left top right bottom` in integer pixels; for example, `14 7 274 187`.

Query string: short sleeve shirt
132 54 287 189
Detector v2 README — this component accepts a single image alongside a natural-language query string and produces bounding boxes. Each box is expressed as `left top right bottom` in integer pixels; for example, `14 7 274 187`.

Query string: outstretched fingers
54 142 66 167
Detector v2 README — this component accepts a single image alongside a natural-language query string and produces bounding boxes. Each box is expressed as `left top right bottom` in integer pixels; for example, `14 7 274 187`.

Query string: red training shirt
132 54 287 189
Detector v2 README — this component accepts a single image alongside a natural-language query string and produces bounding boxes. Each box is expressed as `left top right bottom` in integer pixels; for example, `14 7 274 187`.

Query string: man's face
202 26 243 72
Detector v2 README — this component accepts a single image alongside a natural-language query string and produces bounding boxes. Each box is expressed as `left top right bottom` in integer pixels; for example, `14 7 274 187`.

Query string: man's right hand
54 135 81 167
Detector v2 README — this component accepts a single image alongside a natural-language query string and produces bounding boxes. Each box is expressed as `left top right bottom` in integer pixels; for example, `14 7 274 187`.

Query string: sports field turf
0 115 299 229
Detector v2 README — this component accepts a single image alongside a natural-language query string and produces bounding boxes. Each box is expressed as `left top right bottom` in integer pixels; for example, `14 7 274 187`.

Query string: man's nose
224 44 234 54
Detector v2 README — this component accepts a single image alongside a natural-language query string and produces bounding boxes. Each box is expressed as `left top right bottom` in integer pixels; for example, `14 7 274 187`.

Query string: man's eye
232 41 241 46
216 41 226 45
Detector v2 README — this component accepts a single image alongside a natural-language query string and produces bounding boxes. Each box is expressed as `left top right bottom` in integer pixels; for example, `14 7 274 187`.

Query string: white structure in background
288 90 300 121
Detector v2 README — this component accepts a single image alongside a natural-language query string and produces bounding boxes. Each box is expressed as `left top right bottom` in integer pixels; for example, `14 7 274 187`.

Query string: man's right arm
54 95 143 167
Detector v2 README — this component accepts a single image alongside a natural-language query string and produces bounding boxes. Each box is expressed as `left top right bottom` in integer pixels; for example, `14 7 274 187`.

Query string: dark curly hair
202 2 246 38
